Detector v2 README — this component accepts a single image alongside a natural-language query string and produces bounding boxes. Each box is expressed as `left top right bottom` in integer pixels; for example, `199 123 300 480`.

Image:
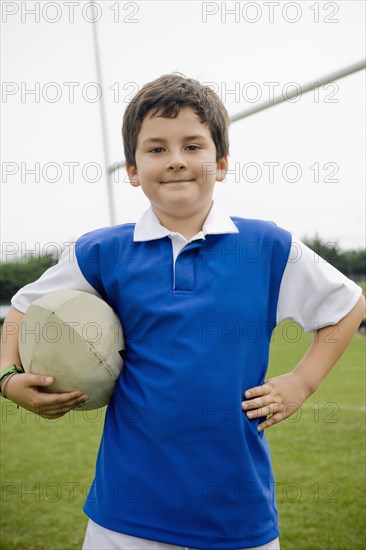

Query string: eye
185 145 201 151
149 147 165 153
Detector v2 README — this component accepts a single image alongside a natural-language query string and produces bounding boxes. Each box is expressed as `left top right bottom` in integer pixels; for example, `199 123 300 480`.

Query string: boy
1 74 364 550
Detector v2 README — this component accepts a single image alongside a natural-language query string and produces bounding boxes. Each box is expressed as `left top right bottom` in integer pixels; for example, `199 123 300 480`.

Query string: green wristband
0 364 24 382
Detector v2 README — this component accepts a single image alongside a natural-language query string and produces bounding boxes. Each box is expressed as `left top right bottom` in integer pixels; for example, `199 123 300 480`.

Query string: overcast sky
1 0 365 262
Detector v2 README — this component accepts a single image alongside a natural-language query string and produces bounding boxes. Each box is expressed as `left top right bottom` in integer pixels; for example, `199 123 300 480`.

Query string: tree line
0 237 365 303
301 236 365 282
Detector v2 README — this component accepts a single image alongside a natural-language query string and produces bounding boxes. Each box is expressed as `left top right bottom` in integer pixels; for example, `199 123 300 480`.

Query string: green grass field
0 324 365 550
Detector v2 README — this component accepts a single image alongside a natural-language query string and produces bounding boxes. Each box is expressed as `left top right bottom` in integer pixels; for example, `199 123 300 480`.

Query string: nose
166 151 187 171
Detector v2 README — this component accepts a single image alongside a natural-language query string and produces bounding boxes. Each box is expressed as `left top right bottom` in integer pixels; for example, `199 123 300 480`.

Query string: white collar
133 202 239 243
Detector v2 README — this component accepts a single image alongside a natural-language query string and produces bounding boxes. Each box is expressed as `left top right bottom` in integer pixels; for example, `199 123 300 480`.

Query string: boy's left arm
242 295 365 431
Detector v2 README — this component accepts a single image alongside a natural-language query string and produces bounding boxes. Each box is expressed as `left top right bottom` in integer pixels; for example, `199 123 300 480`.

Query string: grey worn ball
19 290 124 410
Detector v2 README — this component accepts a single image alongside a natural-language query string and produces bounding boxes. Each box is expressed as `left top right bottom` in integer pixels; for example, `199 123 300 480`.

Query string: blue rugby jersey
76 217 291 550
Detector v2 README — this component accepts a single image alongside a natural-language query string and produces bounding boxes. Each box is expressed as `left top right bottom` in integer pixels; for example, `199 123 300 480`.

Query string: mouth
162 179 194 184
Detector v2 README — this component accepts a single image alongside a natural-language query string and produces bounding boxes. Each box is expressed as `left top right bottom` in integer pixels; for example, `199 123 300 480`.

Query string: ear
215 155 228 182
125 161 140 187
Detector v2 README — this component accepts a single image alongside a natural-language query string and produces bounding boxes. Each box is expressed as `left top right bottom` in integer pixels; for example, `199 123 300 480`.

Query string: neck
152 202 213 240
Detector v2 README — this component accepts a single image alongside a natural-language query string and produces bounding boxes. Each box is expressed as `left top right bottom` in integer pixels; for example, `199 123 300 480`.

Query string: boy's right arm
1 306 88 419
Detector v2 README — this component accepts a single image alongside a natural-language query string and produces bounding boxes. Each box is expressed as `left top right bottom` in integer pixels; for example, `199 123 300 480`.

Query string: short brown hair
122 73 229 167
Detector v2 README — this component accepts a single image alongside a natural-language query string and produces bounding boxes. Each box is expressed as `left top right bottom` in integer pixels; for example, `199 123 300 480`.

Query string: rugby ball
19 290 125 410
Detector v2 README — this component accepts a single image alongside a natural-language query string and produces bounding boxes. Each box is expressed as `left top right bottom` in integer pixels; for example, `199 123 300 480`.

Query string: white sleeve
11 244 101 313
276 236 362 331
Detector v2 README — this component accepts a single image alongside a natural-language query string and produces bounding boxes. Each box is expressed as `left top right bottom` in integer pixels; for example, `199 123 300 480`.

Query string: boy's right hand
3 373 89 419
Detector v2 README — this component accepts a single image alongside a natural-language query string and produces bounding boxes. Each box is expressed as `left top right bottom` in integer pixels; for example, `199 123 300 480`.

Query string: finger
242 390 278 410
257 411 285 432
32 390 88 407
25 376 88 403
246 403 281 419
67 394 90 408
242 398 268 411
22 393 88 415
244 383 271 399
38 399 87 418
241 398 267 411
41 395 89 410
24 374 55 387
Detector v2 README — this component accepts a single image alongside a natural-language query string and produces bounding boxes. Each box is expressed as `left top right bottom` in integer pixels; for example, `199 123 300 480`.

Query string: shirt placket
173 241 204 294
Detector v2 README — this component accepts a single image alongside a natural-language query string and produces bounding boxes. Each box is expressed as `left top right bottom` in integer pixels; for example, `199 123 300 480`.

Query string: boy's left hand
242 372 310 431
242 297 366 432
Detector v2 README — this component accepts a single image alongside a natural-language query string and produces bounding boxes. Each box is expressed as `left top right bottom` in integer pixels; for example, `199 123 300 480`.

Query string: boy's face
125 107 227 223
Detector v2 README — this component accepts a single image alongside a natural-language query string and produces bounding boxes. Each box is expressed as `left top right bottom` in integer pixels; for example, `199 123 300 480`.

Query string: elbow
358 293 366 319
350 294 366 329
356 293 366 318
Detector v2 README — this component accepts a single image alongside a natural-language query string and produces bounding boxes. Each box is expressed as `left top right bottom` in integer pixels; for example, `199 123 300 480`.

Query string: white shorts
82 519 280 550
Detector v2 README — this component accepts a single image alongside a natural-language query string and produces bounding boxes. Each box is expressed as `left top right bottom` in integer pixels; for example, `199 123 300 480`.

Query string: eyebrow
141 135 208 145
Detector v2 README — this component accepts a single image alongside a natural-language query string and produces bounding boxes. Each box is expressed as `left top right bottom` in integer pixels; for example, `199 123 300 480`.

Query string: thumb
30 374 55 386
